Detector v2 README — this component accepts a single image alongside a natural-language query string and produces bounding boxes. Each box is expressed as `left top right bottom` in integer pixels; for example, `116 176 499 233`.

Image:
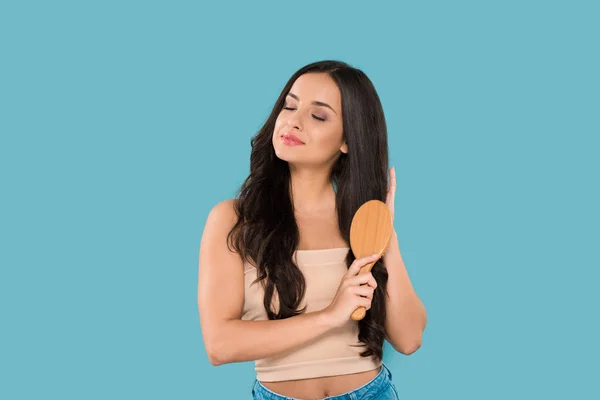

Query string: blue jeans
251 363 400 399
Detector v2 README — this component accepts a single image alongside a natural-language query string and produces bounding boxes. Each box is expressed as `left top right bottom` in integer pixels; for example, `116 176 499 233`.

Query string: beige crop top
241 247 382 382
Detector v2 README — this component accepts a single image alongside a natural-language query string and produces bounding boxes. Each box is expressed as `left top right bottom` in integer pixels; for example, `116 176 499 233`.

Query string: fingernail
372 254 379 258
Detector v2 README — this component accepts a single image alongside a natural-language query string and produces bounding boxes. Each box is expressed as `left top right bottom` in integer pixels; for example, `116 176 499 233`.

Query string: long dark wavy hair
227 60 390 362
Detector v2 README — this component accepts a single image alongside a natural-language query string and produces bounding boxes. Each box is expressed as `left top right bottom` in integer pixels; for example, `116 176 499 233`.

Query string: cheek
273 115 285 133
316 126 343 147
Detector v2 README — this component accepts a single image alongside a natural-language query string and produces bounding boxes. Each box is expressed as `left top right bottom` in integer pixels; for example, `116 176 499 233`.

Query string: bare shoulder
206 198 239 228
201 198 242 258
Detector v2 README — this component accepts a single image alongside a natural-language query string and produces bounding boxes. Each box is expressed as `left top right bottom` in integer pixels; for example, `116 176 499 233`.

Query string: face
272 72 348 167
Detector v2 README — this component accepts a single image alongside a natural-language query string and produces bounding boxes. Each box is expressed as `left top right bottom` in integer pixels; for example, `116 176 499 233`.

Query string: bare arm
198 199 335 366
383 231 427 355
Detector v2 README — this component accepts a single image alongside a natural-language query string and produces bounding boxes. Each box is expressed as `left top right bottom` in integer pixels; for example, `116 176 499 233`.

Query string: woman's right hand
322 253 380 328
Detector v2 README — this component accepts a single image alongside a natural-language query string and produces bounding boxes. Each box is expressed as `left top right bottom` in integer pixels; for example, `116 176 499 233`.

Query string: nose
286 110 303 131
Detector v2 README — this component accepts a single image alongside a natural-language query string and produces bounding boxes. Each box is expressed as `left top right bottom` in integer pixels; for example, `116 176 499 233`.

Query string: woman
198 60 427 399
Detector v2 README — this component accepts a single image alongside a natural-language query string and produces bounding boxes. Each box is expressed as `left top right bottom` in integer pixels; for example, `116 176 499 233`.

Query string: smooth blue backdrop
1 1 598 399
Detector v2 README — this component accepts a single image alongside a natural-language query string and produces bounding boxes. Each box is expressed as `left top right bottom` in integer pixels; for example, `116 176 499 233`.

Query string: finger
366 276 378 290
390 167 396 189
360 298 372 310
354 274 378 289
346 259 364 277
346 254 379 277
353 286 374 299
358 275 378 290
348 272 374 286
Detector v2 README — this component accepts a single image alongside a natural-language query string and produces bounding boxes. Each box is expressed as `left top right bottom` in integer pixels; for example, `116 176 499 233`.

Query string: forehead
288 73 341 109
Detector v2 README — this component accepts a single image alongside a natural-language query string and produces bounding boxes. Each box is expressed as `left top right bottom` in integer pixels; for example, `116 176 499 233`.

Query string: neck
288 164 336 215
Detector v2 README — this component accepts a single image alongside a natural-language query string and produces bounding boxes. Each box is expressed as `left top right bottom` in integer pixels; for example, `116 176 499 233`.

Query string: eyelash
282 107 326 122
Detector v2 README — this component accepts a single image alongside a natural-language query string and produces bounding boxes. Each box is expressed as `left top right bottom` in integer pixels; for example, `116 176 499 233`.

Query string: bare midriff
260 366 381 399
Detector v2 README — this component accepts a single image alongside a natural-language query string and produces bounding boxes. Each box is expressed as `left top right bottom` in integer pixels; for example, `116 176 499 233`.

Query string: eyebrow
287 92 337 114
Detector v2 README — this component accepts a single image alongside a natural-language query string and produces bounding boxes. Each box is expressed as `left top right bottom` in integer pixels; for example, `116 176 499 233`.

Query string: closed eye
282 107 326 122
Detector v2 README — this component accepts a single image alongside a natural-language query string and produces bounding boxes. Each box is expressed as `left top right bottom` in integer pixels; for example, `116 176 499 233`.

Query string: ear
340 141 348 154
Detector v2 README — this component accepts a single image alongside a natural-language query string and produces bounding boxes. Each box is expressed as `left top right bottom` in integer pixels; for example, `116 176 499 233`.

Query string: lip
281 133 305 145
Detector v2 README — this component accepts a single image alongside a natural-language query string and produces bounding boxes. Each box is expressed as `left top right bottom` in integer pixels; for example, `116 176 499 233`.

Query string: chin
273 146 296 163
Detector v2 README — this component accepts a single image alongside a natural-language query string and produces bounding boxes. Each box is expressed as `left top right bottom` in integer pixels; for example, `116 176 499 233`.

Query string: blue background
1 1 598 399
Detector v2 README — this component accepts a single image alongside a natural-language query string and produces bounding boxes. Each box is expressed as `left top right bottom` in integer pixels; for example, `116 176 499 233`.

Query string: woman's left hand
385 166 396 225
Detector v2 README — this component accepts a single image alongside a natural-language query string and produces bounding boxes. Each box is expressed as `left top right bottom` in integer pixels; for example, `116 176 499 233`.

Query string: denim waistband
252 363 393 400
